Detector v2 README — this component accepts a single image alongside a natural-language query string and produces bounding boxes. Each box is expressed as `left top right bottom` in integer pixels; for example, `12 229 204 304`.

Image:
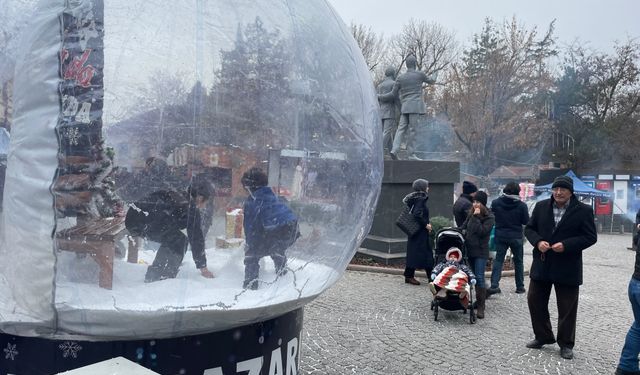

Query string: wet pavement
301 233 633 375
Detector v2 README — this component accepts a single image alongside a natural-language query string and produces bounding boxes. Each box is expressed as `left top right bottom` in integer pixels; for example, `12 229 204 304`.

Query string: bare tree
440 17 556 175
383 19 458 120
349 22 387 82
553 40 640 169
137 71 188 113
389 19 458 77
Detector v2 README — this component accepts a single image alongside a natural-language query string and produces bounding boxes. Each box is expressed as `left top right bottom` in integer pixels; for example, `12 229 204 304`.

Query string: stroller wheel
470 309 477 324
430 299 436 310
434 304 439 321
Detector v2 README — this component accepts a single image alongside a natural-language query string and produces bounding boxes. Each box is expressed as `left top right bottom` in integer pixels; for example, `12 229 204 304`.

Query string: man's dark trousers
528 279 579 349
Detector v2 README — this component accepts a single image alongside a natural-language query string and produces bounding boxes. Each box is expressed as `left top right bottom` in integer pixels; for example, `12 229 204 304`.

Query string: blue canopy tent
533 170 612 198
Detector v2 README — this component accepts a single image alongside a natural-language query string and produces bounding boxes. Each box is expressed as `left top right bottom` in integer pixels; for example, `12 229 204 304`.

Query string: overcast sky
327 0 640 52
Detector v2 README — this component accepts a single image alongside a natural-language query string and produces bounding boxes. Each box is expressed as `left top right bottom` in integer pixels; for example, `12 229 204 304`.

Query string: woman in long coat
402 179 433 285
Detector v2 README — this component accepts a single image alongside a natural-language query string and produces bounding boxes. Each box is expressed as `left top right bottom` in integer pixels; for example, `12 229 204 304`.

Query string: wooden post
127 236 141 264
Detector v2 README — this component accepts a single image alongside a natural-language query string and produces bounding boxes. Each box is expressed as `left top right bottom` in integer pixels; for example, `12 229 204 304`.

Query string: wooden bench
56 216 139 289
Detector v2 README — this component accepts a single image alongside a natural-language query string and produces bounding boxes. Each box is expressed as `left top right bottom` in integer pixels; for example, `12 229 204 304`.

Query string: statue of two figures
377 55 436 161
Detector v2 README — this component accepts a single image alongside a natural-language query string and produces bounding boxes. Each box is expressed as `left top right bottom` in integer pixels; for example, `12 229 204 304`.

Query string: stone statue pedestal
359 160 459 264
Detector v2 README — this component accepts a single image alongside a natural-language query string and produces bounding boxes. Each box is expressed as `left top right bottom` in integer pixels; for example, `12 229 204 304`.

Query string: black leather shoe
515 287 526 294
560 347 574 360
389 152 398 160
405 277 421 285
487 287 501 296
525 338 556 349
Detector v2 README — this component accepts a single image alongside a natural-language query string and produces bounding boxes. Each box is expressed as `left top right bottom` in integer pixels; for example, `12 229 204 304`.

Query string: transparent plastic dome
0 0 381 339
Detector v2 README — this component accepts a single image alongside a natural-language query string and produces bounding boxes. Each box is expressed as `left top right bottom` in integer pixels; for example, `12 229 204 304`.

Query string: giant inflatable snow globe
0 0 381 373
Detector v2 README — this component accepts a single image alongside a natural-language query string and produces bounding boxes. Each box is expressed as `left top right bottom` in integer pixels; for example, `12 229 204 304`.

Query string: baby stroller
430 227 476 324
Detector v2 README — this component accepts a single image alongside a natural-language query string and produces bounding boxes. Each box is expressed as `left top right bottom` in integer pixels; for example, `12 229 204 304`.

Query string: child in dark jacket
241 167 299 290
430 247 476 301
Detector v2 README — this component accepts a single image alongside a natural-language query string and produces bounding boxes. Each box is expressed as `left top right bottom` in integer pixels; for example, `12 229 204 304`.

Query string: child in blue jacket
241 167 299 290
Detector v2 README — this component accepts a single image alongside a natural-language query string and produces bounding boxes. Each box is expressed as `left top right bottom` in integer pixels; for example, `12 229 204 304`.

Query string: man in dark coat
489 181 530 295
453 181 477 227
524 175 597 360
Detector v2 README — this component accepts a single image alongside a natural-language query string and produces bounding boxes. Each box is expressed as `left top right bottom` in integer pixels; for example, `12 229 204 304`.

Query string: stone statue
377 66 399 157
379 55 435 160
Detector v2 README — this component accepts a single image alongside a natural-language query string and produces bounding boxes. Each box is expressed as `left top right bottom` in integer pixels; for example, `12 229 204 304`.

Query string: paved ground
300 233 634 375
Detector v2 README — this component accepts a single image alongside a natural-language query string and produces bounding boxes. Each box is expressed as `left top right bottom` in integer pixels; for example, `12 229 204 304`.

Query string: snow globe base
0 308 303 375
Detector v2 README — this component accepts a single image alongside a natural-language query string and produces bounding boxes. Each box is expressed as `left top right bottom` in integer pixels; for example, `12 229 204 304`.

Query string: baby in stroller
429 247 476 304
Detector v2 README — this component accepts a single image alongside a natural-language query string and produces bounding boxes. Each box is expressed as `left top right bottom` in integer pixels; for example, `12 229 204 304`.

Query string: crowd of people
113 156 640 371
399 175 599 361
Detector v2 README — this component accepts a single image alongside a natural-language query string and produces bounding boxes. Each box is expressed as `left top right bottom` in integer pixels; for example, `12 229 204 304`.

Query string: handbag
395 204 421 237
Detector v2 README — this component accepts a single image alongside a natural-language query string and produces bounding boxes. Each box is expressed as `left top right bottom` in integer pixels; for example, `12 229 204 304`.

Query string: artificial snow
49 238 340 339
